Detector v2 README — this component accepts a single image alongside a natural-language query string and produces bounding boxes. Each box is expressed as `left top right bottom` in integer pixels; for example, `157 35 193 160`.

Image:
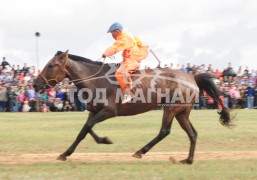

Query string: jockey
102 22 149 104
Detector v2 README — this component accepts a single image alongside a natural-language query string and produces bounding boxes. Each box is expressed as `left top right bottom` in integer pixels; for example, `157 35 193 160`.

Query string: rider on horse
102 22 149 104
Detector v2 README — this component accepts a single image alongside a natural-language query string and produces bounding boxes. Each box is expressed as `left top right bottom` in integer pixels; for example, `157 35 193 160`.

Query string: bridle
39 56 106 88
39 56 69 88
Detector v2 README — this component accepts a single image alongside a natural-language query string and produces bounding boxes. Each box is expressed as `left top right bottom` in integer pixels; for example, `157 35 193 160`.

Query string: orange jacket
103 31 148 61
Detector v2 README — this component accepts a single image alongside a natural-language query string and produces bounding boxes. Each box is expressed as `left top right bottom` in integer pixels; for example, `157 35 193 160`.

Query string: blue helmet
107 22 123 33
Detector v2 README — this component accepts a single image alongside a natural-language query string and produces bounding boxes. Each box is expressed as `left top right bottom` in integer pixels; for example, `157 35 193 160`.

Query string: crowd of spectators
0 57 257 112
0 57 87 112
170 62 257 110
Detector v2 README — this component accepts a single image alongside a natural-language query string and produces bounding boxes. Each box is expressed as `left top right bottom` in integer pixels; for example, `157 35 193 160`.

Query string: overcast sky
1 0 257 71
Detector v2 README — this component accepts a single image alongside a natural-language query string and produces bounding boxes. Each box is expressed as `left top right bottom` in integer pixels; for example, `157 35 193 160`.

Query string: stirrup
122 94 133 104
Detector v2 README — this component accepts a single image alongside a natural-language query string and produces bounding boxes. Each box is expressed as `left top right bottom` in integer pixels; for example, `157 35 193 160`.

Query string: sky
0 0 257 71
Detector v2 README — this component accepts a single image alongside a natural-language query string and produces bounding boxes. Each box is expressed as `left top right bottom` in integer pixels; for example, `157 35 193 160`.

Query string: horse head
33 50 69 92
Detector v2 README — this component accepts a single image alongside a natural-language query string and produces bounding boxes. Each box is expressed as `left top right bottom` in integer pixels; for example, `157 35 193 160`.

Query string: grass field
0 110 257 180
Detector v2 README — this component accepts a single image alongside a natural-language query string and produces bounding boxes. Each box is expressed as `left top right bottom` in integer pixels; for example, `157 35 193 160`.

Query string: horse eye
48 65 54 69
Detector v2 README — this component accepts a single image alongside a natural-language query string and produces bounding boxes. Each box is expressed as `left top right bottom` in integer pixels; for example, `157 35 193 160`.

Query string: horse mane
55 51 104 66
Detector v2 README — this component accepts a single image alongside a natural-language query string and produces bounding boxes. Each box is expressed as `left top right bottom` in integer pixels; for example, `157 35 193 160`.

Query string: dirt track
1 151 257 164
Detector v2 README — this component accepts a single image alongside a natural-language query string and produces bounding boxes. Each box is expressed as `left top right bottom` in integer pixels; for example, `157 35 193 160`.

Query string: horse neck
65 58 104 87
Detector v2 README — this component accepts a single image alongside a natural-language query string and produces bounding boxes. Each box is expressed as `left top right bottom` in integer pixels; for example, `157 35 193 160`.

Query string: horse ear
60 50 69 59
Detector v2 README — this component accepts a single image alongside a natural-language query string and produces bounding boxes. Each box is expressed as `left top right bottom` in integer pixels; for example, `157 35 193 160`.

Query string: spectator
25 85 36 111
186 63 192 73
224 83 230 108
48 99 56 112
2 66 10 73
21 63 29 73
243 69 249 77
246 83 254 109
237 66 243 78
56 88 66 101
41 103 50 112
47 87 56 101
63 101 72 112
228 83 238 108
1 57 11 69
24 73 31 82
22 98 31 112
222 67 229 82
238 88 247 108
0 84 8 112
17 87 26 112
0 72 6 81
9 85 20 112
6 71 14 81
180 64 188 73
11 77 19 86
248 76 255 85
12 65 17 72
191 65 197 74
254 84 257 108
199 90 207 109
54 98 63 111
19 72 25 82
227 68 237 83
207 64 213 73
215 68 223 78
41 91 48 104
249 69 256 77
200 64 206 73
70 103 76 111
35 91 43 112
253 75 257 85
15 65 21 74
240 76 249 85
228 62 232 69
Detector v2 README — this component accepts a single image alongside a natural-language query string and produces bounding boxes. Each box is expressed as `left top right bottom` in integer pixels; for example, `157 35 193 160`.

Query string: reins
40 56 106 87
40 49 161 87
71 57 106 85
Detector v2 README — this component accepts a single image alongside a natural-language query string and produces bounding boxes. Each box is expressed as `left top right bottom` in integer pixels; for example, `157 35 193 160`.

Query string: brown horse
33 50 232 164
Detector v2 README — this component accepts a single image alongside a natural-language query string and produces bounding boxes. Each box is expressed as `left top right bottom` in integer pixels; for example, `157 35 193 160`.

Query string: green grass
0 110 257 179
0 160 257 180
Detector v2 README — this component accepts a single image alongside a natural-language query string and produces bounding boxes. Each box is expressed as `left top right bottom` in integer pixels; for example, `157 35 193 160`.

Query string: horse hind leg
133 108 174 159
175 110 197 164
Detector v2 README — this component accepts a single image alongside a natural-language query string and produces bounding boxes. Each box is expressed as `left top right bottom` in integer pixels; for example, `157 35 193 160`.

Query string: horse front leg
87 112 113 144
57 109 114 161
89 129 113 144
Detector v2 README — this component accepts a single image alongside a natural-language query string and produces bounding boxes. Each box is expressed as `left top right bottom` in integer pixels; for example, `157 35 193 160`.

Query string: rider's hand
102 54 106 58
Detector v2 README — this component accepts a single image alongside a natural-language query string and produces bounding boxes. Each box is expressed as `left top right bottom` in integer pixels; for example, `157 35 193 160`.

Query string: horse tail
194 73 233 127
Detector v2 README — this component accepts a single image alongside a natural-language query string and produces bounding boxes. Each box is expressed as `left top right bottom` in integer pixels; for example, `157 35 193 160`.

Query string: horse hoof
132 152 142 159
57 154 67 161
179 159 193 164
102 137 113 144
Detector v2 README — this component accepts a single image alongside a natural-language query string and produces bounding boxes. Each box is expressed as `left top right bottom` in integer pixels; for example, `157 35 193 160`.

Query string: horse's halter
39 56 69 88
39 55 108 88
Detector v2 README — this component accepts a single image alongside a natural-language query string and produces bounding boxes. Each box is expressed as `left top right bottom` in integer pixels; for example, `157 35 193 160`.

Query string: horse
33 50 233 164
